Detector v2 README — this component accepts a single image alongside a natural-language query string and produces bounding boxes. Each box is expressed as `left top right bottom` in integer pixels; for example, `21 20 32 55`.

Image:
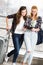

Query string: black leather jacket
7 14 17 34
7 13 27 34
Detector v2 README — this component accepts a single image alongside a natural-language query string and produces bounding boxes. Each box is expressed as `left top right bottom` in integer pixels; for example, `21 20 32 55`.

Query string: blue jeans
7 33 24 62
23 30 38 65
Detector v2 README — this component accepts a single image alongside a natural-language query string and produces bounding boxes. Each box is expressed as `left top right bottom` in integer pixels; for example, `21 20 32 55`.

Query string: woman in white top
22 6 42 65
5 6 27 65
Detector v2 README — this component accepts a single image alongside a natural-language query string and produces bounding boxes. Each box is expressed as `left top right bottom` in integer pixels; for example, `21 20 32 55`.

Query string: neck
32 15 37 20
20 16 24 19
21 15 23 17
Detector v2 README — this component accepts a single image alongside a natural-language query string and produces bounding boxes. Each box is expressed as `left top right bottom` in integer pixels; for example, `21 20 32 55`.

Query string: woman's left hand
31 28 40 32
35 28 40 32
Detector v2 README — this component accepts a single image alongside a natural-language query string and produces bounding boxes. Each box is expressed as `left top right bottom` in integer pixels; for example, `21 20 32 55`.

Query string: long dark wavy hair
16 6 27 25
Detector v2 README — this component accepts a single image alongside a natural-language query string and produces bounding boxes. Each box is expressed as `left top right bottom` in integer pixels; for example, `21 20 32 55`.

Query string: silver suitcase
0 28 10 64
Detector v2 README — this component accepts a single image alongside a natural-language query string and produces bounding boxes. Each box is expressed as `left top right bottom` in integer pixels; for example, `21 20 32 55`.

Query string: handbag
36 29 43 45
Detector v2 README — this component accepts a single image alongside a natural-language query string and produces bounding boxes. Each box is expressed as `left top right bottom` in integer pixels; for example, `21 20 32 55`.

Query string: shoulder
27 15 32 21
14 13 17 16
37 16 42 21
27 15 31 19
7 13 17 18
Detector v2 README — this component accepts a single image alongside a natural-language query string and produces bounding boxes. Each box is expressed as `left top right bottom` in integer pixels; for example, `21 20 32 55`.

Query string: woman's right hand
31 28 36 32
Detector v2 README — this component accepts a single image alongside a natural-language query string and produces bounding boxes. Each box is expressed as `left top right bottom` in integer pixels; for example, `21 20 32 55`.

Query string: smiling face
31 6 38 17
21 9 27 16
31 8 38 16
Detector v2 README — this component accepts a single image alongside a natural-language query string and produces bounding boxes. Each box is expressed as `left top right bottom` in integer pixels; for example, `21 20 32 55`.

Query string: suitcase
0 28 10 64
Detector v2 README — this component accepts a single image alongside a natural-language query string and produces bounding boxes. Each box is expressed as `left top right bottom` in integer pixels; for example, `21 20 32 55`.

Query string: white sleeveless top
14 17 25 34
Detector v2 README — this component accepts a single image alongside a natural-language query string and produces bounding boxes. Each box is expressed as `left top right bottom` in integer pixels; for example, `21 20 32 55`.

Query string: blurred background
0 0 43 29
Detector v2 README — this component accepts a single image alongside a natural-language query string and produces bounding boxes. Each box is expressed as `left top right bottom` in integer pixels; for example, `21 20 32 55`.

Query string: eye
32 11 36 12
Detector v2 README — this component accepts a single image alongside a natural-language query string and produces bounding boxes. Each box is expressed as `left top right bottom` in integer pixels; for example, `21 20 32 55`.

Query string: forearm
6 17 8 27
6 17 9 30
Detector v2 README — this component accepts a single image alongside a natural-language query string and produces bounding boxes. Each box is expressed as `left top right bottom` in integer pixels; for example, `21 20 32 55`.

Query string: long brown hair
16 6 27 25
30 6 38 20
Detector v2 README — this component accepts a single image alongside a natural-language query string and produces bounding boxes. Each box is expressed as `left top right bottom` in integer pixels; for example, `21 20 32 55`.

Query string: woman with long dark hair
22 6 42 65
5 6 27 65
